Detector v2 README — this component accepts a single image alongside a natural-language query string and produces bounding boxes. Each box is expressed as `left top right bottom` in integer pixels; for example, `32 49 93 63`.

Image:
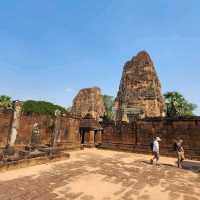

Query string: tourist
175 139 185 168
150 137 161 165
150 136 156 153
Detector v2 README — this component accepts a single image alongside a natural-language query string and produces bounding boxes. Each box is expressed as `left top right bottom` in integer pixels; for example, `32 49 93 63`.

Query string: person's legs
180 152 185 168
177 152 183 168
177 157 181 168
155 152 160 165
150 152 156 164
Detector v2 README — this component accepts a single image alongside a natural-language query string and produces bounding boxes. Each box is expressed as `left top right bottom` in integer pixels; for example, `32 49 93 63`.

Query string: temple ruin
115 51 165 122
0 50 200 168
71 87 105 120
79 113 103 147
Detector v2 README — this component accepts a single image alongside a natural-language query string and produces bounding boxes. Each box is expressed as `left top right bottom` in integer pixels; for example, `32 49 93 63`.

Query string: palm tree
164 92 197 117
0 95 12 109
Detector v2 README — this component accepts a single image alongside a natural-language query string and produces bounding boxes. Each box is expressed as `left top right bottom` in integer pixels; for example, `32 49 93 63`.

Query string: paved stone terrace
0 149 200 200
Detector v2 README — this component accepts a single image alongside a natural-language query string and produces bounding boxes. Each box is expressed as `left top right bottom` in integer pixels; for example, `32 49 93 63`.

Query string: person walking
175 139 185 168
150 137 161 165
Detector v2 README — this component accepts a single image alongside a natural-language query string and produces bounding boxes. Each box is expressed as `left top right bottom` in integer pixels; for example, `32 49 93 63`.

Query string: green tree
164 92 197 117
22 100 67 116
102 95 114 120
0 95 12 109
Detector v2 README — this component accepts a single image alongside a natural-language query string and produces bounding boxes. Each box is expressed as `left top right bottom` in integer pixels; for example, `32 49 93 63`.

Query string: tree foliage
22 100 67 115
164 91 197 117
102 95 114 120
0 95 12 109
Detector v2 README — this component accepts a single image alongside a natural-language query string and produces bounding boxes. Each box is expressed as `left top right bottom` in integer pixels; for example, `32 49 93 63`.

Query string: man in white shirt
150 137 161 165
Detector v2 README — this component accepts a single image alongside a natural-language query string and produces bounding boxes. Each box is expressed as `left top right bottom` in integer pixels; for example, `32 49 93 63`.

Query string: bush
0 95 12 109
22 100 67 116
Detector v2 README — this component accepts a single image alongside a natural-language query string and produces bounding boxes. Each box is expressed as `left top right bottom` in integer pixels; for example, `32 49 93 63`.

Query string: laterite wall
100 117 200 160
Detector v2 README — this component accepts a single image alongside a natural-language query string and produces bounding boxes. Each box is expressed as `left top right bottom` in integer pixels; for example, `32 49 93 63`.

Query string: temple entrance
80 129 86 144
79 114 103 147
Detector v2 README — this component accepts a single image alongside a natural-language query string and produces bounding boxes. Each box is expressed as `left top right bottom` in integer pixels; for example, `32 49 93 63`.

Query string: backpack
173 142 177 151
150 142 154 151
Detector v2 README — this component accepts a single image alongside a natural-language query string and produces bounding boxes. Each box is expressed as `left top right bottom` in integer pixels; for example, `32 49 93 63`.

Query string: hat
156 137 161 141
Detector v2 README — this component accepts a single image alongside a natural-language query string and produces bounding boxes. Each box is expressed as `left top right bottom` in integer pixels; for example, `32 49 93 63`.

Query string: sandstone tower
71 87 105 120
115 51 164 121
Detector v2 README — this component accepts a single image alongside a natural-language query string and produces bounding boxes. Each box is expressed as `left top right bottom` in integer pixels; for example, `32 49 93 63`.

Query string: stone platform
0 152 70 172
0 149 200 200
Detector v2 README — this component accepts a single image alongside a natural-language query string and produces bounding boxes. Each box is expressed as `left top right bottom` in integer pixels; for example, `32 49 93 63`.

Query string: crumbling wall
16 114 81 149
0 111 81 150
0 110 12 148
100 117 200 160
16 114 53 147
58 116 81 149
102 122 136 150
136 118 200 159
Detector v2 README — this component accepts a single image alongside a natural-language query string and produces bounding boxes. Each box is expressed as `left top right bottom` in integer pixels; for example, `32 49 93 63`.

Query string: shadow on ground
182 161 200 172
143 160 200 173
0 150 199 200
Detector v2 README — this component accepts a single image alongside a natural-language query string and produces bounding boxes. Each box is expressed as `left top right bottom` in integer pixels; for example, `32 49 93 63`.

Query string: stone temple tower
114 51 165 121
71 87 105 120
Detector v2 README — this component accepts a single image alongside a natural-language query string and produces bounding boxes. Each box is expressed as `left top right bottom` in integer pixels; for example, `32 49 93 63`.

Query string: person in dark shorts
175 139 185 168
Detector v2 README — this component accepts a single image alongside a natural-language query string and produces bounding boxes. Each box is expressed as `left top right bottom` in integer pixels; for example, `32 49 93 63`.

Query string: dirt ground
0 148 200 200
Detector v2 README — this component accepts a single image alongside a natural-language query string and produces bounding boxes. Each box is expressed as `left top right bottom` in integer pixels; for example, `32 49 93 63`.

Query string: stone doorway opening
80 129 86 145
79 114 103 147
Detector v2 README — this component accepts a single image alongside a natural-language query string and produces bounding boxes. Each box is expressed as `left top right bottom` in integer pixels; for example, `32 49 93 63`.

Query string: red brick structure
1 109 200 160
79 114 103 146
115 51 165 121
0 110 81 150
0 110 12 148
100 117 200 160
71 87 105 120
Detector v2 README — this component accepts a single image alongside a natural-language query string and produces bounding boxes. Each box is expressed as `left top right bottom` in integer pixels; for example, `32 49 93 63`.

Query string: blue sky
0 0 199 114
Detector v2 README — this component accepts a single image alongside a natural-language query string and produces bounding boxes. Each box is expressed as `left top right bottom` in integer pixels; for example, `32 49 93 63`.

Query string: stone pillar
95 130 102 144
89 130 95 146
9 101 22 147
52 110 61 147
85 130 90 144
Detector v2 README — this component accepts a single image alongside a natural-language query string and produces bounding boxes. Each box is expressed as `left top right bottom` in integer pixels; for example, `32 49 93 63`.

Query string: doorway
80 129 86 144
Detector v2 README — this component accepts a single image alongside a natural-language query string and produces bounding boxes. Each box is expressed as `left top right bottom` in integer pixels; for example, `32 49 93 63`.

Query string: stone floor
0 149 200 200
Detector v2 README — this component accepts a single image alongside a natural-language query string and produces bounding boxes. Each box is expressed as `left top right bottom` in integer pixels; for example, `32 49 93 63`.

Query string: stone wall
0 111 81 150
58 116 81 149
100 117 200 160
16 114 52 147
0 110 12 148
101 122 136 150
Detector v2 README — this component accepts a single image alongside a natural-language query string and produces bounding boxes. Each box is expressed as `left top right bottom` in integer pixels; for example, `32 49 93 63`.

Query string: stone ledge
0 152 70 172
